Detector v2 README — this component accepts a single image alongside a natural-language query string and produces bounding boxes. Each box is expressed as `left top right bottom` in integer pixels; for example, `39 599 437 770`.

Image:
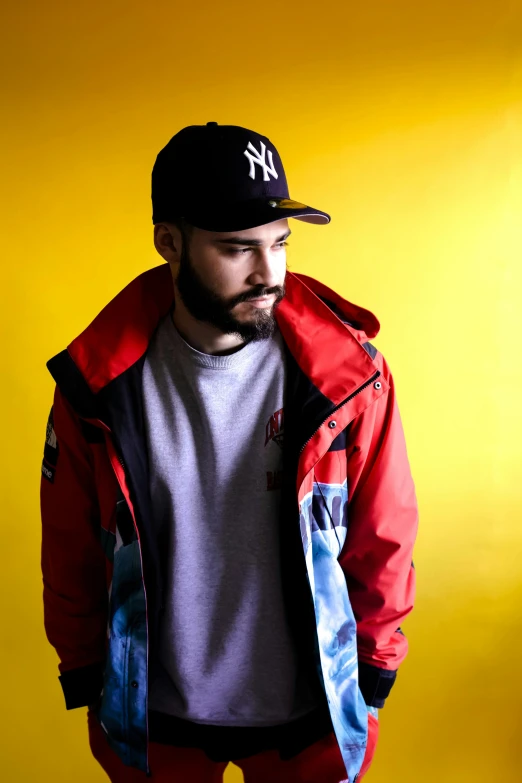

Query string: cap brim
183 197 331 232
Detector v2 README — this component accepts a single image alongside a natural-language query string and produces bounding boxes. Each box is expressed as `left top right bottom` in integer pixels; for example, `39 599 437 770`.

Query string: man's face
173 219 289 342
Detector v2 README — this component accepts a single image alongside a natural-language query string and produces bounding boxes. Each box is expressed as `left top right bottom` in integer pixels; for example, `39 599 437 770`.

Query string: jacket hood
294 271 380 343
49 263 381 409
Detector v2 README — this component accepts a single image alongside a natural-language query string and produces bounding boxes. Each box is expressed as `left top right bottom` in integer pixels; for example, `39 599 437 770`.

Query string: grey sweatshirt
141 312 318 726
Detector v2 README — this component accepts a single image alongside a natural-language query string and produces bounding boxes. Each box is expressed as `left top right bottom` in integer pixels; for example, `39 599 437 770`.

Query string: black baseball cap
151 122 331 232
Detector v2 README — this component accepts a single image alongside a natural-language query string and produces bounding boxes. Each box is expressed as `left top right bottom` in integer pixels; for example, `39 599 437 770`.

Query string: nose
247 247 283 290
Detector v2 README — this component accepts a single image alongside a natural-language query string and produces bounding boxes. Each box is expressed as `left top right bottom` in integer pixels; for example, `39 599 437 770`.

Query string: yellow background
1 1 521 780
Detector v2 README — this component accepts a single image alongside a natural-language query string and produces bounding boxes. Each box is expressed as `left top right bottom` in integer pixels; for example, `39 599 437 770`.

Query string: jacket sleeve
339 350 418 708
40 385 108 710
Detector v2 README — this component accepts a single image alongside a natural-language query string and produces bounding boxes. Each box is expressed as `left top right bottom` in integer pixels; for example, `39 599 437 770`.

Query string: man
40 122 418 783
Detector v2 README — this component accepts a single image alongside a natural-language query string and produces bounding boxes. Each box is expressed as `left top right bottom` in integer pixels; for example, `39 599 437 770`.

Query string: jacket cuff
358 661 397 708
58 662 104 710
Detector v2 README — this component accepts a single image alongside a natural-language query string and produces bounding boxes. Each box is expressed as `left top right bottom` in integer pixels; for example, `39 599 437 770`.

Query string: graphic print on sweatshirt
265 406 284 491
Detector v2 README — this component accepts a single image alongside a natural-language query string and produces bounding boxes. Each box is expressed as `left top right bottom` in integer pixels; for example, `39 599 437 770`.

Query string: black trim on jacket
59 662 105 710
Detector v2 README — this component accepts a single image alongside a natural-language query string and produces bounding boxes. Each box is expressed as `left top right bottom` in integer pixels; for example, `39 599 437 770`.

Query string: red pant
88 711 379 782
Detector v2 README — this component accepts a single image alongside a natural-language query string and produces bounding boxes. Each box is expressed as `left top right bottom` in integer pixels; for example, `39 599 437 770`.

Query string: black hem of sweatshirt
148 700 334 762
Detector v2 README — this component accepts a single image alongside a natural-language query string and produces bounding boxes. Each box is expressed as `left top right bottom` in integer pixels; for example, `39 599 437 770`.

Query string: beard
174 241 286 342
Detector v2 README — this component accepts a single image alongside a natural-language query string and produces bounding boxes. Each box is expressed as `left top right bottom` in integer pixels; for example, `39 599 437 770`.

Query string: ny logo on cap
243 140 279 182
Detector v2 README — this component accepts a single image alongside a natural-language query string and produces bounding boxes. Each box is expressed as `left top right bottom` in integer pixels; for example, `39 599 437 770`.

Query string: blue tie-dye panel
95 538 148 772
300 480 368 782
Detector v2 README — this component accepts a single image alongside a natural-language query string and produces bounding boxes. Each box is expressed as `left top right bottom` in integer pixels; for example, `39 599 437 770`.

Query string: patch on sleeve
42 406 59 483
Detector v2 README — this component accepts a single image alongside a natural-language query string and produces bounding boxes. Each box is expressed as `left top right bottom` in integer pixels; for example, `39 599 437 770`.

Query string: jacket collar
49 263 380 408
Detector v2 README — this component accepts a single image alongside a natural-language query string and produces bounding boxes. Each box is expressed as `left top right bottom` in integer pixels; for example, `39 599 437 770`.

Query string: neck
170 292 247 357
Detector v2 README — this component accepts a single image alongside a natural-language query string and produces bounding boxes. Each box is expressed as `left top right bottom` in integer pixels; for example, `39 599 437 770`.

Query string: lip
246 295 276 307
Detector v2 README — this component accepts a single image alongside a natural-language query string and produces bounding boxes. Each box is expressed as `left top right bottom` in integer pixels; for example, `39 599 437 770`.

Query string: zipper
87 417 151 775
297 370 381 783
110 444 151 775
299 370 381 455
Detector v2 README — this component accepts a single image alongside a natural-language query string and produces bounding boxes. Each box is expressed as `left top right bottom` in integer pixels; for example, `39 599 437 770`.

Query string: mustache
231 285 285 307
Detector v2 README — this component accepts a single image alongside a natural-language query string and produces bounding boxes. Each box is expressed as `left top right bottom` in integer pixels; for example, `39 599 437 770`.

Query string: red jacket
40 264 418 781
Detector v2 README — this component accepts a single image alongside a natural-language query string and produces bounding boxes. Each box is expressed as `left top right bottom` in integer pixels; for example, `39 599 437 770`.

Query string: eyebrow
213 229 292 246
